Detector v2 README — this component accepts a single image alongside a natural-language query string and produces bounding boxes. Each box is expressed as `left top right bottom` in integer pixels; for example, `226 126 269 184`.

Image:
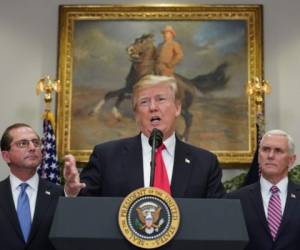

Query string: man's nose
267 149 275 158
28 141 37 150
149 99 158 110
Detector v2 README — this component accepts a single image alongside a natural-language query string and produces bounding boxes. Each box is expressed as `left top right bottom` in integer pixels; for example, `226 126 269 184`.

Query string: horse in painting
90 33 229 141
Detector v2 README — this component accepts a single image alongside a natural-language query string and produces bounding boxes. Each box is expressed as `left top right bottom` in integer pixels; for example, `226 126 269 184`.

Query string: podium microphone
148 128 164 187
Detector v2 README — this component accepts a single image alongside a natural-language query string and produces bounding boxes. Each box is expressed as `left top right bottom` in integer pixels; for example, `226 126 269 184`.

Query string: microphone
148 128 164 187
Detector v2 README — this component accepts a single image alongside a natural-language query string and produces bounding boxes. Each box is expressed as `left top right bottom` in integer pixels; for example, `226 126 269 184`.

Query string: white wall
1 0 300 181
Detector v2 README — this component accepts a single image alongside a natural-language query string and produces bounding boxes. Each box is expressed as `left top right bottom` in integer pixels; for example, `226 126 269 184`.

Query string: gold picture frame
57 4 263 165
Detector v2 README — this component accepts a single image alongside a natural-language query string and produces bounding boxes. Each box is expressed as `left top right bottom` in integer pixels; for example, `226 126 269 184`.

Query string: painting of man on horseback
89 25 229 141
69 20 249 156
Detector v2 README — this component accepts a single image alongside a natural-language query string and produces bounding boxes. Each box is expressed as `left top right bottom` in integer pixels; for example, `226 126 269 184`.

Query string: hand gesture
63 154 86 197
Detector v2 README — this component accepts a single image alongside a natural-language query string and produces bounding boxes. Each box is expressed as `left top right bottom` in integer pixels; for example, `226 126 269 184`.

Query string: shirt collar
260 175 288 194
10 172 39 191
141 132 176 156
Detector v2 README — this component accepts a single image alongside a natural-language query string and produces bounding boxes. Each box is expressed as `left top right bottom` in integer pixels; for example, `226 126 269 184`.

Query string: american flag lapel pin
185 158 191 164
45 190 51 195
291 193 296 198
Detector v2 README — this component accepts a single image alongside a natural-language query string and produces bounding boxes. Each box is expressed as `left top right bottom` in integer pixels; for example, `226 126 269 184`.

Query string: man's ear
175 101 182 117
288 154 296 170
1 151 11 164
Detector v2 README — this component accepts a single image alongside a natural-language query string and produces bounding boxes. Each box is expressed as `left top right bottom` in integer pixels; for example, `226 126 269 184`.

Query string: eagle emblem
135 202 165 234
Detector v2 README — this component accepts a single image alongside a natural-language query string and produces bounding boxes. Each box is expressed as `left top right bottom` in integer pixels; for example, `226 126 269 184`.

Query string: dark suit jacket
0 177 63 250
228 181 300 250
79 135 225 198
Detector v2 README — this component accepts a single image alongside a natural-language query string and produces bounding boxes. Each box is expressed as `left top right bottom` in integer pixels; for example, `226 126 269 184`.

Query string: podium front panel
50 197 248 250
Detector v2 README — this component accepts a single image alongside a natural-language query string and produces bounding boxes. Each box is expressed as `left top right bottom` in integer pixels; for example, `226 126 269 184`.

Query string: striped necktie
17 183 31 242
267 185 282 241
153 144 171 194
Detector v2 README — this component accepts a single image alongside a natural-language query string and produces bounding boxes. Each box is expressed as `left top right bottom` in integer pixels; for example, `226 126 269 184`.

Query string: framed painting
56 4 263 165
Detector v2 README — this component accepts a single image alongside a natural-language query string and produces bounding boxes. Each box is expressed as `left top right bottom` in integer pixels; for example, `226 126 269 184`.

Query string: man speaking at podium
64 75 225 198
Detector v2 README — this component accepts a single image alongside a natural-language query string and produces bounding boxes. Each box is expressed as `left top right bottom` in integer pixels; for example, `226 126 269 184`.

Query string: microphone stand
150 136 156 187
149 129 163 187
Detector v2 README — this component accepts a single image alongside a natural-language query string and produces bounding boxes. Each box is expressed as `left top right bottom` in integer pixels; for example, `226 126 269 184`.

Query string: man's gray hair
260 129 295 155
132 74 180 110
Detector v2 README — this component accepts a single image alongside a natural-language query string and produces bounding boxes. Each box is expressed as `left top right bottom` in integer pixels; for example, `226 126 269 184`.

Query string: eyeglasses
11 139 42 149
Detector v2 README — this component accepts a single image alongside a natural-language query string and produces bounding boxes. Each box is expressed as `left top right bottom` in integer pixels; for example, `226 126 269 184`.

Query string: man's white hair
260 129 295 155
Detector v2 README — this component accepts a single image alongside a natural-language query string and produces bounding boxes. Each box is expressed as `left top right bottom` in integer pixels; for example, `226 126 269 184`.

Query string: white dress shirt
10 172 39 221
260 176 288 217
141 133 176 187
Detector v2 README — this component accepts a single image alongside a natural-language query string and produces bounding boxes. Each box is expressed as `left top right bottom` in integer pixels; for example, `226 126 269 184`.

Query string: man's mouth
265 163 276 167
25 155 38 160
150 116 161 126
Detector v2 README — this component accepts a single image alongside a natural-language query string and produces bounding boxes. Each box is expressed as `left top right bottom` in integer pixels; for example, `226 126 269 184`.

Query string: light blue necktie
17 183 31 242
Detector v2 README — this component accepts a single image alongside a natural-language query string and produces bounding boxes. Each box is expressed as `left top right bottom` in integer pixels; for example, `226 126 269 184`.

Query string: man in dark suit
228 129 300 250
64 74 225 198
0 123 63 250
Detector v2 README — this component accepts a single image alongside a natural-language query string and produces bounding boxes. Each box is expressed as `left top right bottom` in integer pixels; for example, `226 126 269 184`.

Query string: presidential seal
118 187 180 249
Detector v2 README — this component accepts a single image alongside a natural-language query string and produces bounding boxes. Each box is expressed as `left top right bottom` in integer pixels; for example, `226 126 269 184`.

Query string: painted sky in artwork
73 20 246 97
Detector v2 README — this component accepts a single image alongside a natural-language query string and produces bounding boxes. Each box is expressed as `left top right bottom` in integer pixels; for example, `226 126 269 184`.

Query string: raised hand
63 154 86 197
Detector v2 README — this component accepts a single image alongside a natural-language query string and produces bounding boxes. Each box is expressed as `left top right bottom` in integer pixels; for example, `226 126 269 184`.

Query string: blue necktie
17 183 31 242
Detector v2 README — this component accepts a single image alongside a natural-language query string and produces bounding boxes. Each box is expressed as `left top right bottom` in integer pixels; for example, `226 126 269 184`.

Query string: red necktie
153 144 171 194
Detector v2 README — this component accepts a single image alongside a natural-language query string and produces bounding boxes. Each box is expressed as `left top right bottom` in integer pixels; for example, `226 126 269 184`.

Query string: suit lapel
121 135 144 192
276 181 300 237
171 138 193 196
27 179 52 244
0 178 24 241
249 183 272 237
